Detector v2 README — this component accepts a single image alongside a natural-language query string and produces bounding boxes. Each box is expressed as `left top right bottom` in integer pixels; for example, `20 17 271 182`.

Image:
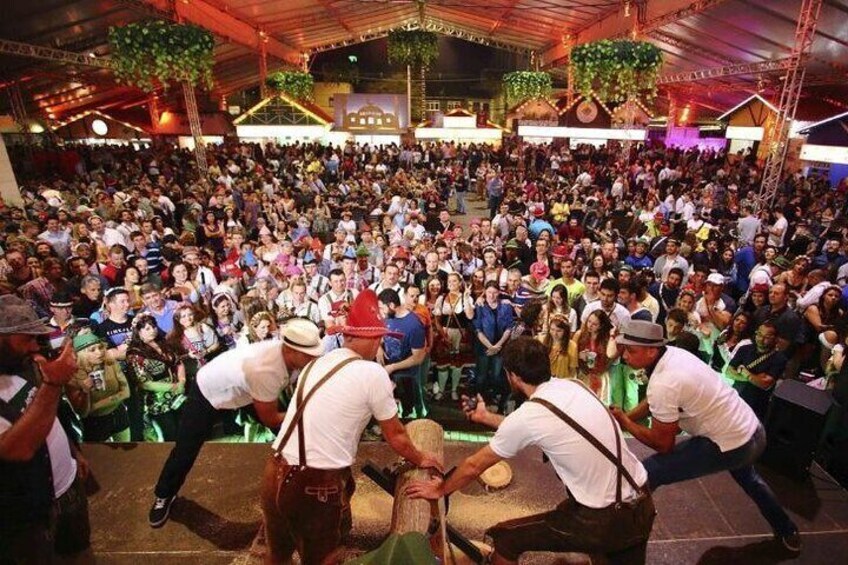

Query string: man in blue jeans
610 320 801 554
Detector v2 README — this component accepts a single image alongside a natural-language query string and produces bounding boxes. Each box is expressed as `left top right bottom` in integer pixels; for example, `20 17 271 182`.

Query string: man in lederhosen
260 289 442 564
407 337 654 564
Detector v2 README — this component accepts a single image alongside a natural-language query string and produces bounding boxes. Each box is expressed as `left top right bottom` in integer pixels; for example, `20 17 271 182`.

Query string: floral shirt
127 350 184 416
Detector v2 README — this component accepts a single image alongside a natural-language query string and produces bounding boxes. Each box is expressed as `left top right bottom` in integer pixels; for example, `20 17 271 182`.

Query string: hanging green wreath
503 71 553 103
387 30 439 67
570 39 663 103
266 71 315 100
109 20 215 92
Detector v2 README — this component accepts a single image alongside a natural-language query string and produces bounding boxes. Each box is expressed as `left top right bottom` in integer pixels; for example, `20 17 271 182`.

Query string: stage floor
83 440 848 564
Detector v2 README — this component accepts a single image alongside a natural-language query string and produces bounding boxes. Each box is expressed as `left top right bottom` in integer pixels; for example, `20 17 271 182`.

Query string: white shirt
368 281 405 303
580 301 631 329
94 227 124 249
837 263 848 286
768 216 788 248
272 349 397 468
695 297 726 332
404 222 426 241
797 281 832 310
0 376 77 497
318 288 358 324
647 346 760 452
196 340 290 409
490 379 647 508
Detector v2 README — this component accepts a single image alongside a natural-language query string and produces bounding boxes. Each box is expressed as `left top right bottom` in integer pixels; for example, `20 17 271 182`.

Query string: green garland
503 71 553 103
109 20 215 92
571 39 663 103
266 71 314 101
387 30 439 67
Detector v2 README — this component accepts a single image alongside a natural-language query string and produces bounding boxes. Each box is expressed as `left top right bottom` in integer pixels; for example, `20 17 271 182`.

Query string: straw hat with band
280 318 324 356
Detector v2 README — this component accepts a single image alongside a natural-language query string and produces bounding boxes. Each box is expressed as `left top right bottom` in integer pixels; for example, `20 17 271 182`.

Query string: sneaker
451 391 459 401
149 495 176 528
434 391 443 401
780 531 801 553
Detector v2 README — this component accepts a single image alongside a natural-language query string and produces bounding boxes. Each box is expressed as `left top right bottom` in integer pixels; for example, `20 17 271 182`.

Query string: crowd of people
3 135 847 562
3 138 847 440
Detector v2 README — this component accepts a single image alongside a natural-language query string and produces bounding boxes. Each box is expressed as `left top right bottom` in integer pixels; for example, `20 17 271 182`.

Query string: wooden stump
390 419 445 556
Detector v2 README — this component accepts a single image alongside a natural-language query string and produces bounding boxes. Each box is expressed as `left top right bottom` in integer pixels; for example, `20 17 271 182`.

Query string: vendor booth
415 108 504 145
50 109 151 146
234 93 333 144
798 111 848 186
717 94 778 158
517 94 647 146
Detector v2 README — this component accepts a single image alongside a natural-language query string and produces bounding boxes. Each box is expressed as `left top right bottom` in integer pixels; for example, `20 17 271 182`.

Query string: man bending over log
407 337 655 564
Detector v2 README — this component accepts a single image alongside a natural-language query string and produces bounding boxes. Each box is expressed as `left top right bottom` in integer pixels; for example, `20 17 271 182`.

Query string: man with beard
378 289 427 419
407 337 654 564
1 296 91 562
649 267 684 325
611 320 800 554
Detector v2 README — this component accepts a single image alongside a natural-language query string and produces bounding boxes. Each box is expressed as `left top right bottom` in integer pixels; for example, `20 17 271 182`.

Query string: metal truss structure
7 82 29 132
759 0 823 207
626 0 731 37
0 38 113 69
182 82 207 177
306 18 534 55
657 58 792 85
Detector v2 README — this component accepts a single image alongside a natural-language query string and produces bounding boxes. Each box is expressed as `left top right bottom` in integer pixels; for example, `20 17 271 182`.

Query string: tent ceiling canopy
1 0 847 120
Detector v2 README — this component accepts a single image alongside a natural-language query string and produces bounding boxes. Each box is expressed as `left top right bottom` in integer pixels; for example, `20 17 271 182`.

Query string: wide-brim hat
615 320 666 348
772 255 791 270
280 318 324 356
326 289 403 339
530 261 550 280
0 295 52 335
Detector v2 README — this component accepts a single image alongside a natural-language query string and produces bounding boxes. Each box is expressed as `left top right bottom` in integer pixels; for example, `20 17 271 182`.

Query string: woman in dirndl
432 272 475 401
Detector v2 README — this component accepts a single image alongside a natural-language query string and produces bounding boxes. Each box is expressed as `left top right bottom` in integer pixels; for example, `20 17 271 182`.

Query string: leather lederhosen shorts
486 490 655 562
260 455 355 564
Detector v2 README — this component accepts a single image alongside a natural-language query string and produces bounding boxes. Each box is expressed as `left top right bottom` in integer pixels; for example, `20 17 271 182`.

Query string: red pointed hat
326 289 403 339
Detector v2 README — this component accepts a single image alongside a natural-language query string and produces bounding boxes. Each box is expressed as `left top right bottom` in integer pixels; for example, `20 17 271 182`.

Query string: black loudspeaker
817 400 848 487
762 379 832 481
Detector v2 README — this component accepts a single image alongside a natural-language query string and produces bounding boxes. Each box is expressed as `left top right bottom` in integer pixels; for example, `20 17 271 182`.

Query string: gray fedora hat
0 295 52 335
615 320 666 347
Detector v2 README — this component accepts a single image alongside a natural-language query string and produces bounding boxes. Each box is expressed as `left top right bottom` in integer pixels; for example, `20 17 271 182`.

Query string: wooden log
390 419 445 553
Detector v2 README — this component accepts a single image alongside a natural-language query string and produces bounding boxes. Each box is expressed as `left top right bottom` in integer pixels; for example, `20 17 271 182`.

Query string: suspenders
274 353 361 466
